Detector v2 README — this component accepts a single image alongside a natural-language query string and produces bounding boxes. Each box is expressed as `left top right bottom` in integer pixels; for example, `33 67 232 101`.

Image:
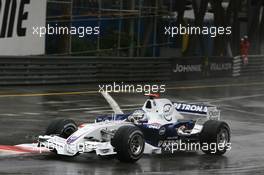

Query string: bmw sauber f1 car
38 94 231 163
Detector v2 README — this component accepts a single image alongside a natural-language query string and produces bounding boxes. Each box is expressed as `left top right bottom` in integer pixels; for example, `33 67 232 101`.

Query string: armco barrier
0 56 235 85
0 57 172 85
232 55 264 77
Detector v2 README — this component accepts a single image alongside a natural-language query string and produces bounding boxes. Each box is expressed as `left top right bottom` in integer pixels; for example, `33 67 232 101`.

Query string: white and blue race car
38 94 231 163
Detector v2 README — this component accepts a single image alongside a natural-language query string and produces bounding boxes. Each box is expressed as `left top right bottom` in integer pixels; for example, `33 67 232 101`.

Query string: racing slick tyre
200 120 231 155
45 119 77 139
111 125 145 163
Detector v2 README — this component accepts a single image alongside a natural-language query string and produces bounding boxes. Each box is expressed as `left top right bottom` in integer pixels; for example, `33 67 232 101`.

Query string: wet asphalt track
0 77 264 174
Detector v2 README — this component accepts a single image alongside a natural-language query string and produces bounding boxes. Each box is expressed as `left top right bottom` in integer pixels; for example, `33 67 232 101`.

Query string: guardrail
0 57 172 85
0 55 262 85
232 55 264 77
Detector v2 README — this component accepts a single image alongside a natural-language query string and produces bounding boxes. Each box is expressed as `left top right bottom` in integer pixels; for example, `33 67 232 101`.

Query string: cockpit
128 97 184 125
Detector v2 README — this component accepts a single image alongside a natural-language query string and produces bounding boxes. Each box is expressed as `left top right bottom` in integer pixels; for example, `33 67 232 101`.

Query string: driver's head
132 110 145 118
129 109 147 122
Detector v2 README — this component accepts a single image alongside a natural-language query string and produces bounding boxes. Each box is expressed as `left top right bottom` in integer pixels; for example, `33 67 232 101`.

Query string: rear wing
173 102 220 120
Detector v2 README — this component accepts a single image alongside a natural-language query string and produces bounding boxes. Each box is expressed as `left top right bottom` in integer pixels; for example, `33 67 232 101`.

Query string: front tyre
45 119 77 139
111 125 145 163
200 120 231 155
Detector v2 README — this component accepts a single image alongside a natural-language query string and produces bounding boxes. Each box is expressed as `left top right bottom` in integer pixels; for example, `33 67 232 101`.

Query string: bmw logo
163 104 172 113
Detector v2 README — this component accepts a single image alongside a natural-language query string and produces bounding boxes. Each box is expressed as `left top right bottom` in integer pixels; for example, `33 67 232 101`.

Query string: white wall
0 0 46 56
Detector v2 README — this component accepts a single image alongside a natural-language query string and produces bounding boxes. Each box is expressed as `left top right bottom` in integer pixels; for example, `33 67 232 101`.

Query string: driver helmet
129 109 147 122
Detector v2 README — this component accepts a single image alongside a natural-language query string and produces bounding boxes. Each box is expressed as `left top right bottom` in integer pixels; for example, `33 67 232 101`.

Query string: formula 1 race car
38 94 231 163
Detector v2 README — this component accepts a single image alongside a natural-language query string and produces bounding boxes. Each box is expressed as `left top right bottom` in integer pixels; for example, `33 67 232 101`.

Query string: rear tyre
200 120 231 155
111 125 145 163
45 119 77 139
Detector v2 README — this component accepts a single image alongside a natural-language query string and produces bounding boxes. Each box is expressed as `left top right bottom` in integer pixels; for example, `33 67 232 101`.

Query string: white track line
0 114 20 117
59 104 142 112
22 112 41 116
222 107 264 117
37 99 94 105
84 107 140 114
209 94 264 103
59 106 112 112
